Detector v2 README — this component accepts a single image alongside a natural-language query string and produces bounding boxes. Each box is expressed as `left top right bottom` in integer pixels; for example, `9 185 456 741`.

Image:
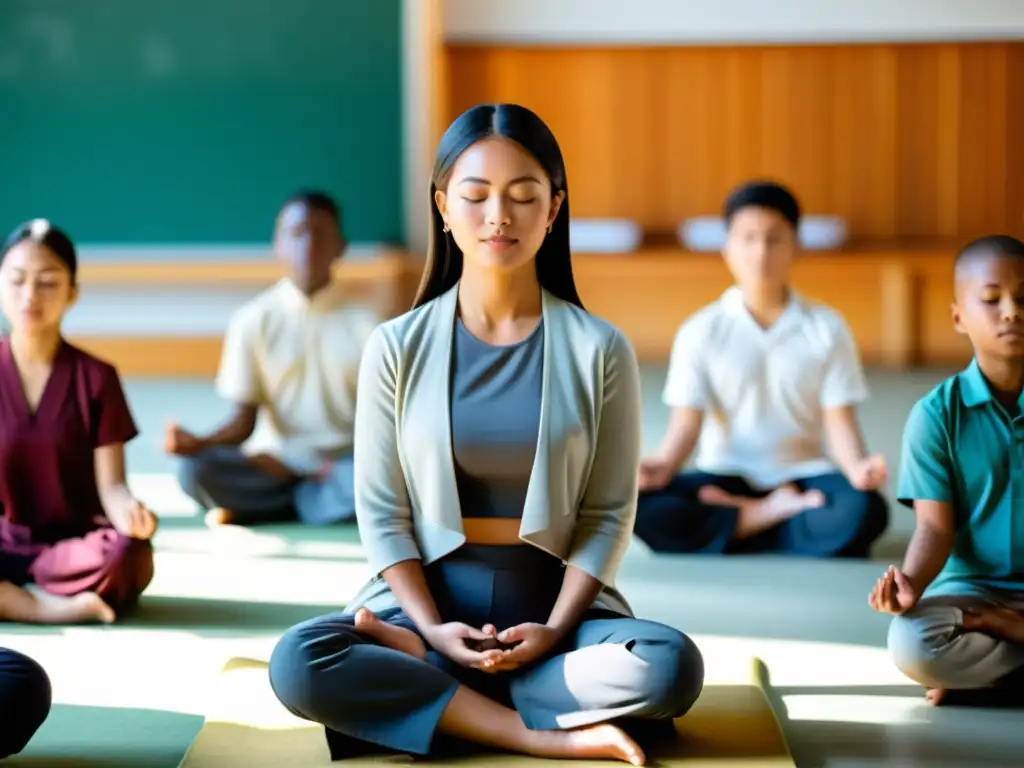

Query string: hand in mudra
473 622 562 673
868 565 919 615
421 621 508 668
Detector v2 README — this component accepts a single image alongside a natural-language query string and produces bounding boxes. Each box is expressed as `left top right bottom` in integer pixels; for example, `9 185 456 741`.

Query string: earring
442 222 450 233
547 223 553 234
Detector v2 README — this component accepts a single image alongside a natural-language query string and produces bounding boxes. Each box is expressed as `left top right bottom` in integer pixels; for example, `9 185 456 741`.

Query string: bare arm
379 560 443 631
197 403 258 447
822 405 868 478
902 500 956 594
653 406 704 470
545 566 603 638
94 443 157 539
891 399 957 595
653 317 709 470
95 443 134 515
819 316 872 480
203 306 262 447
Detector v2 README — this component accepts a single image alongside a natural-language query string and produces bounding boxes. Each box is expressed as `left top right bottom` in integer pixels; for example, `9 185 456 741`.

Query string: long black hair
412 103 583 309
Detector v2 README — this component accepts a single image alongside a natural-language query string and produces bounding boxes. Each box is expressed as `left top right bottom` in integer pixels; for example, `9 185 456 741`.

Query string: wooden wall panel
445 43 1024 241
570 250 972 368
1006 45 1024 235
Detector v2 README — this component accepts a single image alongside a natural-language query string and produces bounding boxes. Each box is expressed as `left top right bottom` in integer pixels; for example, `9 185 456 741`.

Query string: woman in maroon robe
0 220 157 624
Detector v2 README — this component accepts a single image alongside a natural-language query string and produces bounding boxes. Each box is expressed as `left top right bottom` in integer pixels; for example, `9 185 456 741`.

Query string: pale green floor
4 365 1023 767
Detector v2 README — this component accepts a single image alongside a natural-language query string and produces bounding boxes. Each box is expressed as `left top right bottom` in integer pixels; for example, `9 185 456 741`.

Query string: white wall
443 0 1024 44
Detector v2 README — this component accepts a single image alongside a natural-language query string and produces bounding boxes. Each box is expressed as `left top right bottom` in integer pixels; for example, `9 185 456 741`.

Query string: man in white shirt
635 181 889 556
165 191 376 526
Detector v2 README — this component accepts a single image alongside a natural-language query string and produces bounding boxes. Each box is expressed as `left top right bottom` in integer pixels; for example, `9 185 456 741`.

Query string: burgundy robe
0 339 153 613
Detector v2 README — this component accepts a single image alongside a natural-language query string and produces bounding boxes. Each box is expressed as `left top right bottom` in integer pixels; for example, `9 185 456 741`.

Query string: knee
887 612 955 688
834 487 888 530
268 615 355 719
828 489 888 557
174 451 217 498
98 536 155 612
0 649 52 758
856 492 890 541
629 628 705 718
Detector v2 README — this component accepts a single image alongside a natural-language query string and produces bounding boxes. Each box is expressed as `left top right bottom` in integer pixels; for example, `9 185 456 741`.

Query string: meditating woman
269 104 705 765
0 220 157 624
0 646 51 758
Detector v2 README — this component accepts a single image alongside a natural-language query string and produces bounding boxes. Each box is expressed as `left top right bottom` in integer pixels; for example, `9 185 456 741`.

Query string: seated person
874 235 1024 706
0 220 156 624
267 104 703 765
634 181 888 557
167 191 376 526
0 647 51 758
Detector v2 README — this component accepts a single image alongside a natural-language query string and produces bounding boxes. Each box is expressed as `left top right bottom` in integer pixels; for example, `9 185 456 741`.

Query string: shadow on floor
125 595 337 635
780 718 1024 767
10 703 200 768
758 667 1024 768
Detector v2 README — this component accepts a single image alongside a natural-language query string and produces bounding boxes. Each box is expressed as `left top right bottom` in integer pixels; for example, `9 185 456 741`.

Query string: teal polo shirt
897 359 1024 596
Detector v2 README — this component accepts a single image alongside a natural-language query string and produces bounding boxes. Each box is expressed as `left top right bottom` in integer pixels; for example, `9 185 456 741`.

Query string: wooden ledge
79 250 413 285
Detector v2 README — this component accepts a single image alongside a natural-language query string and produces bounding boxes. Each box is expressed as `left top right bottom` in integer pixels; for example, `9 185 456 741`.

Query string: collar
959 358 1024 411
276 278 348 313
720 285 805 327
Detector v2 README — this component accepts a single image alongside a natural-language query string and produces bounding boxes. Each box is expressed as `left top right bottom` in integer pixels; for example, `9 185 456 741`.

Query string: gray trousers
268 608 705 757
175 446 356 525
888 586 1024 690
270 541 701 757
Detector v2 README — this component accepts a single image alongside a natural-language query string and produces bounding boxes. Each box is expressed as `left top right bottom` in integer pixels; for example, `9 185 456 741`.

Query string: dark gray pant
0 647 51 759
175 446 355 525
268 608 704 757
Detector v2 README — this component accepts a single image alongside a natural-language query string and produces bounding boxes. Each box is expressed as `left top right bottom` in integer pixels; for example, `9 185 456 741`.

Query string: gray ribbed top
450 318 543 519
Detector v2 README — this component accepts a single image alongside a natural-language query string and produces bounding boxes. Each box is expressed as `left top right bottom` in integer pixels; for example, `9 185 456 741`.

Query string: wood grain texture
569 249 970 368
445 42 1024 240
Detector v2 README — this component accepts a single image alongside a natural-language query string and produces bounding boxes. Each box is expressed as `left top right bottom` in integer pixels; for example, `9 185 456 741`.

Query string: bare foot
698 485 748 507
532 723 645 765
33 590 116 625
204 508 234 527
925 688 947 706
762 483 826 515
354 607 427 659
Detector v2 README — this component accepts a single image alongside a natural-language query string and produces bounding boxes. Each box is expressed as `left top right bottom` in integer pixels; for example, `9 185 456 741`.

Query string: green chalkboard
0 0 403 246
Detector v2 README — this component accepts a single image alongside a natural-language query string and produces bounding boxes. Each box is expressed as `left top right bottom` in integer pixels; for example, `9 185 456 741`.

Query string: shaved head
955 235 1024 285
950 234 1024 360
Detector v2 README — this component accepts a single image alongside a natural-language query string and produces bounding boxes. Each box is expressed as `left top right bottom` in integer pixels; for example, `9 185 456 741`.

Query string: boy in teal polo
870 234 1024 705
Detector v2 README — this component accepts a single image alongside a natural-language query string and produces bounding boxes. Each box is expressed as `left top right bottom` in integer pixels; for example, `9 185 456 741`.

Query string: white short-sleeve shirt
663 286 868 489
216 278 377 473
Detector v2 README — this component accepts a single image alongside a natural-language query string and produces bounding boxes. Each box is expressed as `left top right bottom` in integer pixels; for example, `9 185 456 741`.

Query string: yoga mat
179 651 794 766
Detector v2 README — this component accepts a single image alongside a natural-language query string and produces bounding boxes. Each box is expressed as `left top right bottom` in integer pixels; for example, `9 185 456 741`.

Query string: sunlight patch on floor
0 628 215 716
692 635 910 687
148 551 371 606
782 694 931 725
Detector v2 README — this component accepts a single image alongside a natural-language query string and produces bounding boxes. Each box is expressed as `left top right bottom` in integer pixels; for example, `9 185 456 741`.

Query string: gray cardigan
345 283 641 616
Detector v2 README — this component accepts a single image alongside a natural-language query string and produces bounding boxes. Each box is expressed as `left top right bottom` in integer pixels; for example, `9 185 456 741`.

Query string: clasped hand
423 621 561 673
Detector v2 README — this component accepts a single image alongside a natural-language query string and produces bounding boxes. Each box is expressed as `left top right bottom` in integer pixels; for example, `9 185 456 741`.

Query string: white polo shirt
216 278 377 474
663 286 868 489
